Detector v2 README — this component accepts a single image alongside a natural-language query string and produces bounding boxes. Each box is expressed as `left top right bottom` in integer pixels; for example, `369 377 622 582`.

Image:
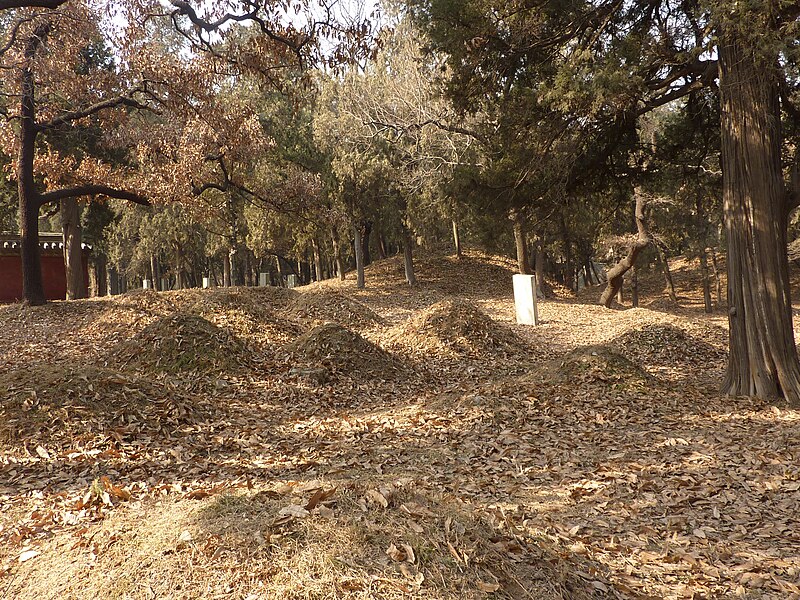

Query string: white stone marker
202 277 211 289
259 272 269 287
287 274 299 289
160 278 169 291
142 279 151 289
513 274 539 325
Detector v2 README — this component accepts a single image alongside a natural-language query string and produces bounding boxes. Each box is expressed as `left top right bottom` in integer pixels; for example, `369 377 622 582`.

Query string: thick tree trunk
109 265 120 295
510 209 531 274
700 249 713 313
91 254 107 297
354 224 365 289
402 227 417 286
18 30 46 305
718 33 800 403
452 219 462 258
223 251 232 287
600 191 651 308
61 197 85 300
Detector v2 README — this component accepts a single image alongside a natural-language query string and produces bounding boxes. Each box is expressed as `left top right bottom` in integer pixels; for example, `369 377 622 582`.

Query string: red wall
0 254 89 302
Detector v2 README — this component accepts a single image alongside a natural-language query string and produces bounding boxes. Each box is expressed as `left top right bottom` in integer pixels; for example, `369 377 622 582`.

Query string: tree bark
718 32 800 403
91 253 107 297
223 251 232 287
331 228 345 281
559 215 574 290
600 191 651 308
312 238 323 282
510 209 532 274
654 242 678 301
535 238 547 298
631 264 639 308
377 232 388 260
61 197 85 300
354 223 365 289
700 249 713 313
402 226 417 286
452 219 462 258
709 247 723 306
150 254 161 292
18 27 47 305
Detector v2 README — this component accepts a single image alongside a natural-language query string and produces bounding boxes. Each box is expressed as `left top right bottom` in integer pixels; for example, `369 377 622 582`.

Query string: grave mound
0 365 211 447
111 313 247 374
284 291 383 329
282 322 403 380
111 288 176 313
551 346 651 387
387 298 522 357
611 323 726 367
190 290 301 345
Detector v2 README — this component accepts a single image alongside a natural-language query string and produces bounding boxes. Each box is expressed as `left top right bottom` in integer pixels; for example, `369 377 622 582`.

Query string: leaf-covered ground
1 252 798 600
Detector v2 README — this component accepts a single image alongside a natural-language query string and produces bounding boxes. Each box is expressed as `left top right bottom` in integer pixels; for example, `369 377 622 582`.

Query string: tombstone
202 277 211 289
160 277 170 291
142 279 151 289
258 272 269 287
287 274 299 289
513 274 539 325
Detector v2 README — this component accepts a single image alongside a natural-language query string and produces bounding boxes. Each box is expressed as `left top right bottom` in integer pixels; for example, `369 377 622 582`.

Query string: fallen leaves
1 251 800 600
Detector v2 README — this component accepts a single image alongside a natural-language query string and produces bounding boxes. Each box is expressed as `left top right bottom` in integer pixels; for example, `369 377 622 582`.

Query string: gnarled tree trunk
600 190 651 308
718 32 800 403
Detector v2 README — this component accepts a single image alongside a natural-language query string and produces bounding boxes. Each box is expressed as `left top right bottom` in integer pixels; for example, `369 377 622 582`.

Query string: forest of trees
1 0 800 403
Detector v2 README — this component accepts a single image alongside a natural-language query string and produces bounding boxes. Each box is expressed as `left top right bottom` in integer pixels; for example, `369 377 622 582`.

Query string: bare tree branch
0 0 66 10
39 185 149 207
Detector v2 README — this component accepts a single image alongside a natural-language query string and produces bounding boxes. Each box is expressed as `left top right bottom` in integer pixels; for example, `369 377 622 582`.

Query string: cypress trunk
61 197 85 300
402 227 417 286
510 209 531 275
700 249 713 313
18 28 46 305
718 32 800 403
354 224 365 289
332 229 346 281
312 239 323 282
223 252 232 287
